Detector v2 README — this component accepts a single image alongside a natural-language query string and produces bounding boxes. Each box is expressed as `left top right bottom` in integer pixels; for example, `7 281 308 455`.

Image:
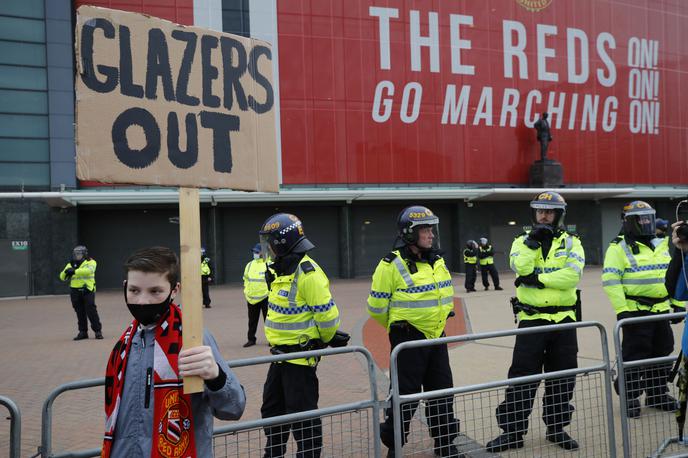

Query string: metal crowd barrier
389 321 617 457
0 396 21 458
36 346 380 458
614 312 687 458
213 345 382 457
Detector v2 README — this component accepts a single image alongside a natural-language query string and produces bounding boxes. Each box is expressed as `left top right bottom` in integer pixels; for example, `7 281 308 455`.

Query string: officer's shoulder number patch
382 252 397 263
300 260 316 273
610 236 622 245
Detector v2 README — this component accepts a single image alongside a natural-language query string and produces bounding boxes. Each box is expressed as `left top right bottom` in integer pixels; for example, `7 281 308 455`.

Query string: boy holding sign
102 246 245 458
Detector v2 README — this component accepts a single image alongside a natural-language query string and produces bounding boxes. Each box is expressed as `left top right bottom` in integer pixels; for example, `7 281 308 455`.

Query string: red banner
277 0 688 185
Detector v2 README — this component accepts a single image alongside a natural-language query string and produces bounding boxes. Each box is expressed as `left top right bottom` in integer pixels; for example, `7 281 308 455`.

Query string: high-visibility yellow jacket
59 259 97 291
243 258 269 304
201 257 211 277
479 245 494 265
602 236 685 315
509 231 585 322
463 248 477 265
264 255 340 365
367 250 454 339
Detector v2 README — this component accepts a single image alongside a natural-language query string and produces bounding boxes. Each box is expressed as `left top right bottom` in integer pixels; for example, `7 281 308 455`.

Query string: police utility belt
510 296 581 323
624 294 669 309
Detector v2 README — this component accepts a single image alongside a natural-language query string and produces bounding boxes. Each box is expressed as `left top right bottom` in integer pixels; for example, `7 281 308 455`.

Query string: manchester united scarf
102 304 197 458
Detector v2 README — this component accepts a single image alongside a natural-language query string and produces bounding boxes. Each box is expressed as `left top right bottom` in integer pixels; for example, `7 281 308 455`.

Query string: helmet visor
414 223 441 250
626 214 656 236
259 234 273 260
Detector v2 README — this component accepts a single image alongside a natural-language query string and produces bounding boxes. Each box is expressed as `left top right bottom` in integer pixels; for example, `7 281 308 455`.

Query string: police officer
258 213 348 458
478 238 502 291
201 247 212 308
656 218 669 238
59 245 103 340
463 240 478 293
602 201 684 417
242 243 269 347
368 206 461 458
486 192 584 452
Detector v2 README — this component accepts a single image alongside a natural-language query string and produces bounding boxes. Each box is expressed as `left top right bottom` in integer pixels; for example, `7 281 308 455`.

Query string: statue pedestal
529 159 563 187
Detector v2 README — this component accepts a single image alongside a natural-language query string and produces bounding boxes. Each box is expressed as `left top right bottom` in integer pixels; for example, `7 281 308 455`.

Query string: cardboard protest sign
74 5 278 191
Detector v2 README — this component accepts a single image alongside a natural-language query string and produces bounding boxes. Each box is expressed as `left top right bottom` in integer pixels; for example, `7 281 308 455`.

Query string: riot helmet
396 205 440 250
259 213 314 258
72 245 88 261
479 237 488 246
530 191 567 229
622 201 656 237
466 239 477 249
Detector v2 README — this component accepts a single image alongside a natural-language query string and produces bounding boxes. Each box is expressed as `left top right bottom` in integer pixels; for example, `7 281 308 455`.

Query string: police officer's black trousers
496 319 578 434
70 287 101 333
247 298 268 343
380 324 459 452
201 276 211 306
261 362 322 458
481 264 500 288
619 318 674 400
464 264 477 291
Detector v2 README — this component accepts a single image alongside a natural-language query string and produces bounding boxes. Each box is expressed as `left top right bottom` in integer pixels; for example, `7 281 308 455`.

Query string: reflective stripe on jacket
367 250 454 339
602 236 685 315
264 255 340 365
510 232 585 322
479 245 494 265
59 259 97 291
243 258 269 304
463 249 477 265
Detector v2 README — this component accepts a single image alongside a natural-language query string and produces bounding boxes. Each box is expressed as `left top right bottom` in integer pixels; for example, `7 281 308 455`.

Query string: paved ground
0 267 683 457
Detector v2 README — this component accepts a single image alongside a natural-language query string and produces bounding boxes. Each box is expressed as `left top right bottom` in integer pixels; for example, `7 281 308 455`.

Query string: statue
533 112 552 161
528 112 563 187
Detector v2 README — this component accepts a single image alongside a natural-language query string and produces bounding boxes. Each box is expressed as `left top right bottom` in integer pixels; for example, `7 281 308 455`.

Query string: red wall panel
277 0 688 186
73 0 193 26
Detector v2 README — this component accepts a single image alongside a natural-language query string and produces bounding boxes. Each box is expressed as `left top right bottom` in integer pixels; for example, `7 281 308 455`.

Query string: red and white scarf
103 304 197 458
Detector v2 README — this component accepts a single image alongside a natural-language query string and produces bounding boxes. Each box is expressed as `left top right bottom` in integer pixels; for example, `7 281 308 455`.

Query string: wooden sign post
74 6 278 392
178 188 203 392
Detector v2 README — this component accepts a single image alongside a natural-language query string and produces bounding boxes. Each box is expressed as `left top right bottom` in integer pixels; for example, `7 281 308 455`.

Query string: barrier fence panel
389 321 616 457
0 395 21 458
37 346 381 458
211 346 382 458
614 312 687 458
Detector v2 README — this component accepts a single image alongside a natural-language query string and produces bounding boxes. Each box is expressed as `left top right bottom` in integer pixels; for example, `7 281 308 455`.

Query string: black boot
73 332 88 341
546 427 579 450
485 432 524 452
645 393 678 411
495 286 504 291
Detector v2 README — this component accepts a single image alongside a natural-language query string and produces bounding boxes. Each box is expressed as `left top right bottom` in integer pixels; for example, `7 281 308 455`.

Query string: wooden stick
179 187 204 394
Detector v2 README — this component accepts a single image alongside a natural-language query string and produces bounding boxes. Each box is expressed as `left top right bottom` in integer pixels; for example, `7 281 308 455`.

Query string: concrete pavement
0 267 683 457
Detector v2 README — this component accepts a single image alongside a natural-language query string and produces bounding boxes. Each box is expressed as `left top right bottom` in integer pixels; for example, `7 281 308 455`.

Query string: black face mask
123 282 173 326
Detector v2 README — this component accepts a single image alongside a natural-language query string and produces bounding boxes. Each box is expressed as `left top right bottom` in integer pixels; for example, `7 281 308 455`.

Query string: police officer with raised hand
478 237 502 291
258 213 349 458
486 192 584 452
602 201 685 418
59 245 103 340
463 240 478 293
368 206 461 458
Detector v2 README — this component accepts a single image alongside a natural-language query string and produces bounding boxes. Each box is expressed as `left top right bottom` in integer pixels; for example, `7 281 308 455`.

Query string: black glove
617 311 637 321
528 224 554 243
327 330 350 348
65 267 75 276
671 306 685 324
514 273 545 289
447 310 456 318
265 269 275 287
